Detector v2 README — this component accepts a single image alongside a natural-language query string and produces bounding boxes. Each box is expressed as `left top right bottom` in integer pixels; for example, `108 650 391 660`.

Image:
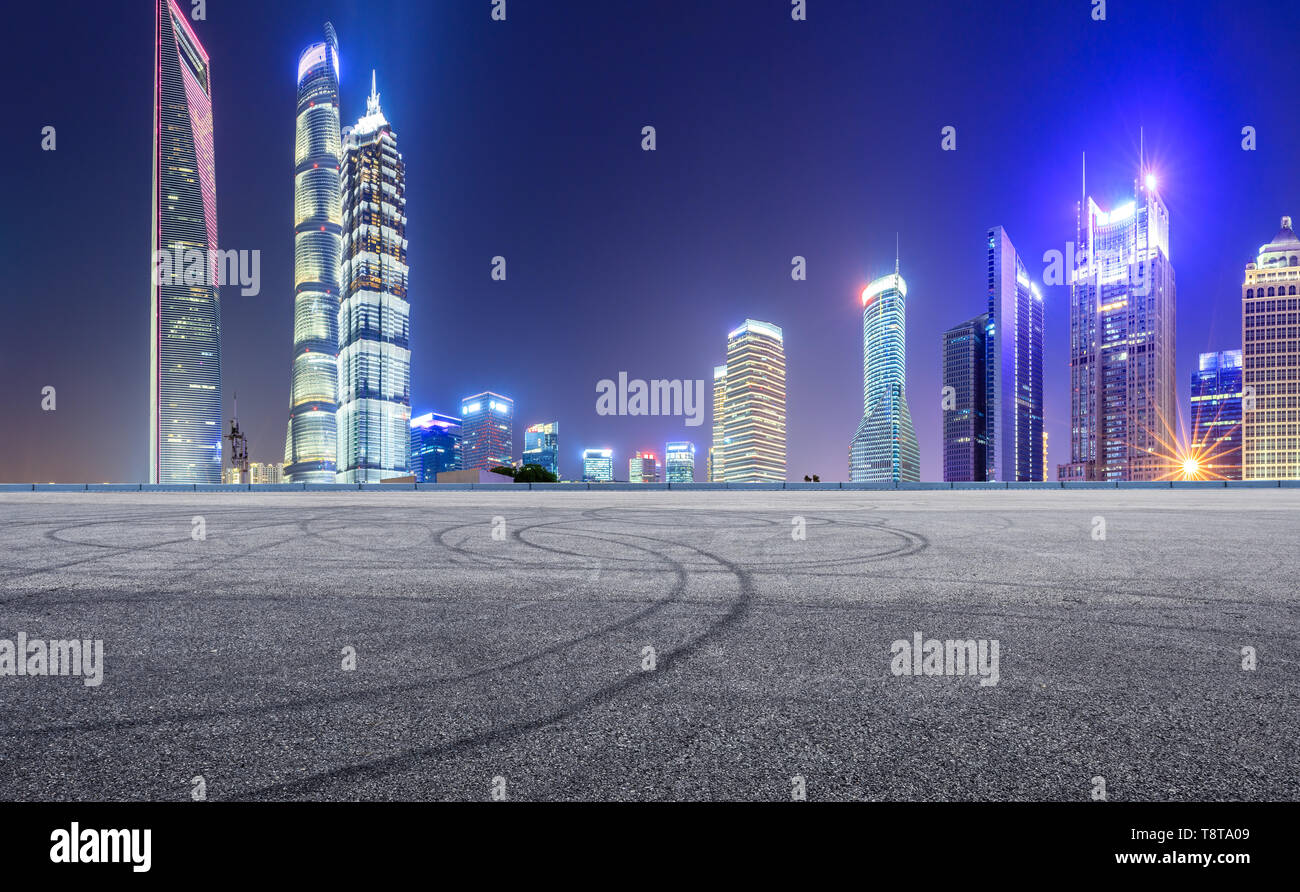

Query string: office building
1061 168 1176 481
583 448 614 483
1242 216 1300 479
709 365 727 481
410 413 462 483
1191 351 1243 480
629 452 658 483
151 0 222 484
850 268 920 482
942 314 988 482
284 24 343 483
522 422 560 478
722 321 787 482
665 441 696 483
336 73 411 482
461 392 514 471
985 227 1045 481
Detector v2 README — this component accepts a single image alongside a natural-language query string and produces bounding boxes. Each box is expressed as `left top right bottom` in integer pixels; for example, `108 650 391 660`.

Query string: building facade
582 448 614 483
410 413 462 483
942 314 988 482
709 365 727 481
284 24 343 483
461 393 514 471
722 321 787 482
850 271 920 482
523 422 560 478
665 441 696 483
1242 216 1300 479
1191 350 1244 480
1061 175 1176 481
629 452 658 483
986 227 1045 481
151 0 222 484
336 74 411 482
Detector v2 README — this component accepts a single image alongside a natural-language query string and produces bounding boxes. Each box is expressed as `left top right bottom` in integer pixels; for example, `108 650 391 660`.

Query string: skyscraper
523 422 560 478
1242 216 1300 479
283 24 343 484
665 441 696 483
151 0 221 484
722 321 787 482
337 73 411 483
850 269 919 482
461 393 514 471
629 452 658 483
583 448 614 483
1061 168 1176 482
410 412 462 483
985 227 1045 481
942 314 988 482
709 365 727 482
1191 351 1243 480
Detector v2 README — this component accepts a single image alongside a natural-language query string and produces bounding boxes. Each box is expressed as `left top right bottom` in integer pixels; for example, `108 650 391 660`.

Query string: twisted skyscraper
284 24 343 483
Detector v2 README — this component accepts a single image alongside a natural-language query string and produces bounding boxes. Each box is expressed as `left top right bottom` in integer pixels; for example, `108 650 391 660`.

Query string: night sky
3 0 1297 483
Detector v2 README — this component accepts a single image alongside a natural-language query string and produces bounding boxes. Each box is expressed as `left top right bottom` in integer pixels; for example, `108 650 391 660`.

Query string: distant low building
629 452 658 483
665 441 695 483
583 448 614 483
437 468 514 484
410 413 462 483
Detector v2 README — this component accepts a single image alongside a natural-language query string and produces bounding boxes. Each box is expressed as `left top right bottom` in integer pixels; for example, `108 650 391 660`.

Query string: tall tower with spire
284 23 343 483
850 242 920 482
336 71 412 481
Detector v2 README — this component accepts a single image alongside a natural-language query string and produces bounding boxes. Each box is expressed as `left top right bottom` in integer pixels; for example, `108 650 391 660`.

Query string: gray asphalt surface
0 490 1296 801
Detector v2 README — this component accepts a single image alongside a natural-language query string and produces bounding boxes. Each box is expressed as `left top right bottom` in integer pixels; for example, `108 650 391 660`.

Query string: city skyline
5 1 1299 483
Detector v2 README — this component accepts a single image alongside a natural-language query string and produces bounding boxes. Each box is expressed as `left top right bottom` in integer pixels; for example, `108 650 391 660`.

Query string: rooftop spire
367 69 380 115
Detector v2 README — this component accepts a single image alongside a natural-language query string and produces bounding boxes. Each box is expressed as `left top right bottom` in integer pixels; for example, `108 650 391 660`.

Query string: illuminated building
709 365 727 481
1242 216 1300 479
583 448 614 483
665 441 696 483
850 269 919 482
410 413 462 482
629 452 658 483
1060 168 1176 481
1191 351 1243 480
461 393 513 471
337 73 411 482
722 321 787 482
523 422 560 478
151 0 222 484
942 314 988 482
985 227 1045 481
284 24 343 483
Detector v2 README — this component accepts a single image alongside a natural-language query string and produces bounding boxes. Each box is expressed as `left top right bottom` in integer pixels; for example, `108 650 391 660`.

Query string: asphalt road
0 490 1296 801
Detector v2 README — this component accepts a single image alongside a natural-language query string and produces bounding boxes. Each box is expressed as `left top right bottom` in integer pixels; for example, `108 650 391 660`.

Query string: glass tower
722 321 787 482
986 227 1045 481
1062 173 1176 481
709 365 727 481
284 24 343 483
583 449 614 483
629 452 658 483
461 393 513 471
337 73 411 482
1242 216 1300 479
522 422 560 478
665 441 696 483
151 0 221 484
1191 351 1243 480
850 270 920 482
942 314 988 482
410 412 462 483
